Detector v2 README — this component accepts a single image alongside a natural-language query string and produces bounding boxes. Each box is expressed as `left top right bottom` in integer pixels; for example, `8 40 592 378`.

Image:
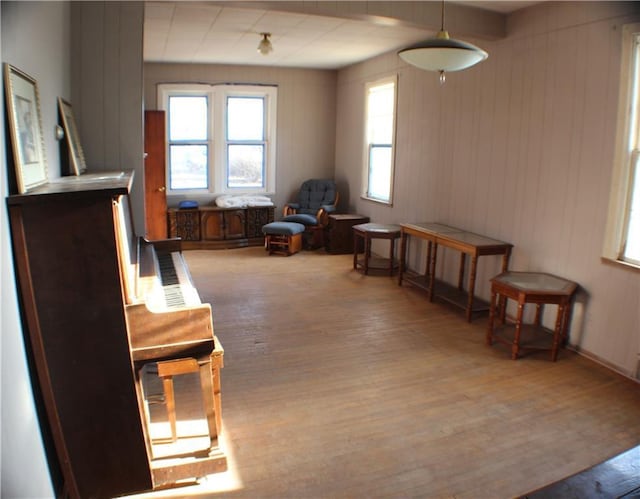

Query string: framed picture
57 97 87 175
3 63 48 193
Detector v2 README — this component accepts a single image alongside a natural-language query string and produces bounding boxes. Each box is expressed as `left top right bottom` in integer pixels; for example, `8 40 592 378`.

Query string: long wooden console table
398 222 513 321
168 205 274 249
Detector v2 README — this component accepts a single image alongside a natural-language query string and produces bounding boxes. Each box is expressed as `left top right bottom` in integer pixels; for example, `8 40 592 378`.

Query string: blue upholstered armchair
282 179 339 246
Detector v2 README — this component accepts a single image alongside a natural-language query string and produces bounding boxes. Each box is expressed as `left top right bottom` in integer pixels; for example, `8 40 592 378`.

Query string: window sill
601 256 640 273
360 195 392 206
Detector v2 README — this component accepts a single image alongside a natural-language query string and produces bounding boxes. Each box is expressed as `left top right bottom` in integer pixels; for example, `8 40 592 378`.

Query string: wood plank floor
126 247 640 499
522 445 640 498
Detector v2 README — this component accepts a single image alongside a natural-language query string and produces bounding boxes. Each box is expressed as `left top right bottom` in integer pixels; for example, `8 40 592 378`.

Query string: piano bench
151 351 223 449
156 358 200 443
262 221 305 256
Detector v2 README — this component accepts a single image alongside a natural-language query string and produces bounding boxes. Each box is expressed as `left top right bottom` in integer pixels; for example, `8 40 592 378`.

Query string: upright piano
7 171 225 498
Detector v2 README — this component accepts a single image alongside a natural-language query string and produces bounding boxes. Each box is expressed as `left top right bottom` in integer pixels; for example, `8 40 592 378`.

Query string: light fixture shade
398 31 488 72
257 33 273 55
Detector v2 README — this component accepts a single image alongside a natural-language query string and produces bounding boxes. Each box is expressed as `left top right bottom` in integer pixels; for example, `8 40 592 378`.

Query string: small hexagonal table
486 271 578 361
352 223 402 276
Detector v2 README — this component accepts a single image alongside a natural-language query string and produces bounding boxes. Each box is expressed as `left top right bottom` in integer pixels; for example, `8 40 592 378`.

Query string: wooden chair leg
161 377 177 442
198 359 219 447
211 349 224 434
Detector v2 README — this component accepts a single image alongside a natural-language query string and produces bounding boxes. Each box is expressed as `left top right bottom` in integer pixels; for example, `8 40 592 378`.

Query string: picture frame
57 97 87 175
3 63 48 193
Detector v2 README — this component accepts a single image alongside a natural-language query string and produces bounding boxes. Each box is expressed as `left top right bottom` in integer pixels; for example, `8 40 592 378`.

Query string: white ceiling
454 1 540 13
144 1 541 69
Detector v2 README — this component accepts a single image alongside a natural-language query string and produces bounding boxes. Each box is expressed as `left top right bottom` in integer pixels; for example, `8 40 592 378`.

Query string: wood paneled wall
335 1 640 377
144 63 337 213
71 1 145 232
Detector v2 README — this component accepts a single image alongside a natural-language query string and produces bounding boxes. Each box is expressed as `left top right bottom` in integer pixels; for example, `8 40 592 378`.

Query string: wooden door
201 210 225 241
144 111 167 239
224 210 246 239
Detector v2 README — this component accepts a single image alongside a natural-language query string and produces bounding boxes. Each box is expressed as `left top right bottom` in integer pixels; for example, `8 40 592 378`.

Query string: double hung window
226 96 266 188
167 95 209 190
604 24 640 267
159 84 277 195
362 76 397 204
621 32 640 264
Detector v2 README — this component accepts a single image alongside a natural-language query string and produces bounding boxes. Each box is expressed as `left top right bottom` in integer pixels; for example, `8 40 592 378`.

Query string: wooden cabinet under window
168 206 274 249
201 209 245 241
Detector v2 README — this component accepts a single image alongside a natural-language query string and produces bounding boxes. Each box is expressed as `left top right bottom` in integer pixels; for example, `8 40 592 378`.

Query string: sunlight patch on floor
123 422 243 498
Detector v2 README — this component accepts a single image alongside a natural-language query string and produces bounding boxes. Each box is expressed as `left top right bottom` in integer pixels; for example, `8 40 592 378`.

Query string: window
159 84 277 195
625 150 640 263
168 95 208 190
604 24 640 267
362 76 397 204
226 96 266 188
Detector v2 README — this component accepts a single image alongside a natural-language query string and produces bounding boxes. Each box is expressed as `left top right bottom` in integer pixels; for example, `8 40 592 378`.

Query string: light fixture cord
440 0 446 85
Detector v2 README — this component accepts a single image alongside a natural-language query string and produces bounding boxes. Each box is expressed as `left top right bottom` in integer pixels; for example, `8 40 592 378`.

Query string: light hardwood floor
128 247 640 499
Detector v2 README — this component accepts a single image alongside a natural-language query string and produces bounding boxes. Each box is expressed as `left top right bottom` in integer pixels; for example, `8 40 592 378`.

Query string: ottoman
262 222 306 256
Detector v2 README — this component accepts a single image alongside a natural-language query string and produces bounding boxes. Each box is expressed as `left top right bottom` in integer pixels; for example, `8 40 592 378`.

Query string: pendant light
398 0 488 84
257 33 273 56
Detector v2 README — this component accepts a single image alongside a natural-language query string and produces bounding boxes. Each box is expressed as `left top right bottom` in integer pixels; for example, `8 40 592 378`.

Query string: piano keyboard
157 252 185 307
147 252 201 311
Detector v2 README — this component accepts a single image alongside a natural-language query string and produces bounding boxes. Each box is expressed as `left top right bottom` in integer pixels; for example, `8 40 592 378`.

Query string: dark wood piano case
7 172 152 498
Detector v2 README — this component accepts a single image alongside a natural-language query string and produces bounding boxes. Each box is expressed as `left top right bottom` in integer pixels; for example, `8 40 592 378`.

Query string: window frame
158 83 277 196
166 92 210 191
603 23 640 269
361 75 397 205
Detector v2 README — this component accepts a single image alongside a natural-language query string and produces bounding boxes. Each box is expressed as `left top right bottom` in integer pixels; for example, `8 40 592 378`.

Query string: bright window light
363 77 396 204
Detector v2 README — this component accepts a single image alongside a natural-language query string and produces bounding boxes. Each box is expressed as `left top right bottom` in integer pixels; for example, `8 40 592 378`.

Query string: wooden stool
158 358 220 443
138 338 224 455
262 221 305 256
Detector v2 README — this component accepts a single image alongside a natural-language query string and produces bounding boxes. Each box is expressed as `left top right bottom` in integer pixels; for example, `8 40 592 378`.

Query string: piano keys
7 170 225 499
142 250 202 310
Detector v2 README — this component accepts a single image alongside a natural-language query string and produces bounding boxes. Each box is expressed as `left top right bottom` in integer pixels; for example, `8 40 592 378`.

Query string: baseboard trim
567 343 640 384
498 312 640 384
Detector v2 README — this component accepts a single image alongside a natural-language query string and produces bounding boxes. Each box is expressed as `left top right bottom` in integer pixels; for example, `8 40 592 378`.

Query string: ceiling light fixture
398 0 488 84
257 32 273 56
